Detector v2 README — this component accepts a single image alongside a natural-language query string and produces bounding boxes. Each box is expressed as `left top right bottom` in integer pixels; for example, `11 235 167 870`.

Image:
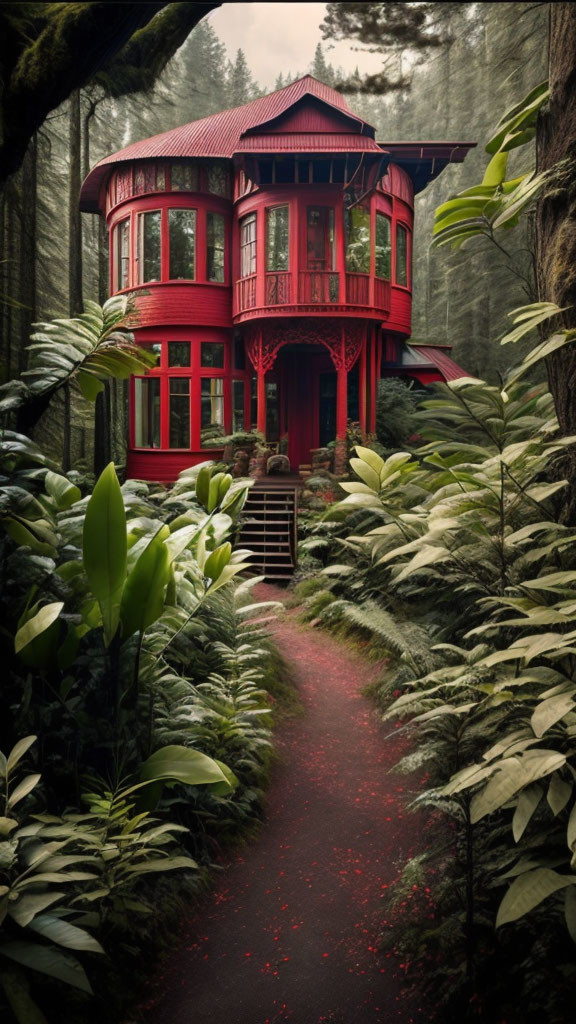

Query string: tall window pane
134 378 160 448
233 380 245 432
169 378 190 448
396 223 408 286
375 214 391 279
240 213 257 277
201 378 225 445
345 206 370 273
306 207 335 270
115 218 130 290
169 209 196 279
266 206 289 271
207 212 225 282
138 211 161 283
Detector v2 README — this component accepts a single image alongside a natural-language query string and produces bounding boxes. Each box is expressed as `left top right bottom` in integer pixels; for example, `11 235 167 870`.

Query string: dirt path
138 585 427 1024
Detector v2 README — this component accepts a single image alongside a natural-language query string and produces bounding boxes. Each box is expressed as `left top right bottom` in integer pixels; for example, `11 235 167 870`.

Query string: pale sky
207 3 385 88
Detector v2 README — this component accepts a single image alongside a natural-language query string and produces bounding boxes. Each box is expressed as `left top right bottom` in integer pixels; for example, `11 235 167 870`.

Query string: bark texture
536 4 576 518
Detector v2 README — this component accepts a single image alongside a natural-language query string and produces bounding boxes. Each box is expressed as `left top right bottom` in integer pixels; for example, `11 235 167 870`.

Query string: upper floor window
169 209 196 280
345 206 370 274
207 212 225 282
266 206 289 272
240 213 257 278
168 341 191 367
306 207 335 270
375 213 392 280
171 163 198 192
114 218 130 291
395 223 409 286
208 163 230 197
137 211 161 283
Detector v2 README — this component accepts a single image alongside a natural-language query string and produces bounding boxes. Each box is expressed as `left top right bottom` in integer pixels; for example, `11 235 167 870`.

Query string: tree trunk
68 91 83 316
536 4 576 518
18 136 37 375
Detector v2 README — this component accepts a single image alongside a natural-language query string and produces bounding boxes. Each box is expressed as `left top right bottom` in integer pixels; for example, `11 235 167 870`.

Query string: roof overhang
404 344 467 381
378 142 476 193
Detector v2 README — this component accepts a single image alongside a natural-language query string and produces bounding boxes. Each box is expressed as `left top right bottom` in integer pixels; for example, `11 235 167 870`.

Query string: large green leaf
0 942 92 993
15 604 63 655
44 472 81 510
120 534 171 640
83 463 127 646
139 745 231 789
26 914 104 954
496 868 574 928
471 750 567 823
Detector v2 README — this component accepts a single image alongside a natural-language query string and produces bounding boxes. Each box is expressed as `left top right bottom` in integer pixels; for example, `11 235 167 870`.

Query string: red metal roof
80 74 476 211
408 344 468 381
80 76 370 211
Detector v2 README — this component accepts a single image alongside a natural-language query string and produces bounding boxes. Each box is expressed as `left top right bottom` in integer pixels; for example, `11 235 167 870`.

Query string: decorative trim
243 319 365 373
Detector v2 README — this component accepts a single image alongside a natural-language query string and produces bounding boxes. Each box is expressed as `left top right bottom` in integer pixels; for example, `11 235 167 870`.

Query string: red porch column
256 368 267 435
359 335 367 433
369 325 377 434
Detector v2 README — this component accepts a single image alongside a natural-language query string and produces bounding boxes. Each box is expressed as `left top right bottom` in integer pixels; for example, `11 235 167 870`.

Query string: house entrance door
278 346 333 469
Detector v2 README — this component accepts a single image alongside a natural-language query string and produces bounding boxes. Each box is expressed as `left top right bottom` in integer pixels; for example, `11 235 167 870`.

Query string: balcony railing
234 270 391 315
235 274 257 312
265 272 292 305
298 271 339 304
345 272 370 306
374 277 391 311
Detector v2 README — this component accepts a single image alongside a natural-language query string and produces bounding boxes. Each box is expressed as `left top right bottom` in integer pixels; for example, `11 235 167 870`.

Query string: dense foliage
0 300 290 1024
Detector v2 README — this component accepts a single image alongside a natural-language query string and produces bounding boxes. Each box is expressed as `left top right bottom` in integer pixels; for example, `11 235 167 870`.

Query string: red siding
127 449 224 484
133 284 232 328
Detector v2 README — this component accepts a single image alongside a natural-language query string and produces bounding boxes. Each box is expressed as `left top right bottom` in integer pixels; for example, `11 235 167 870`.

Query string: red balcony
233 270 391 319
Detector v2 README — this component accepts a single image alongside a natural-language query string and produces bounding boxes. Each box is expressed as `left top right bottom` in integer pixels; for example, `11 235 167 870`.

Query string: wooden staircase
237 479 299 581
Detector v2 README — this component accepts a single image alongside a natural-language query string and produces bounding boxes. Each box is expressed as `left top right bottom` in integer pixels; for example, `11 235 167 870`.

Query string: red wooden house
80 75 473 482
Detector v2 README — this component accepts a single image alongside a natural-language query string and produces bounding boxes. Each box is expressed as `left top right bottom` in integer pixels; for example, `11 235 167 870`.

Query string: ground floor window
169 378 190 447
200 377 225 446
134 377 160 448
131 337 253 450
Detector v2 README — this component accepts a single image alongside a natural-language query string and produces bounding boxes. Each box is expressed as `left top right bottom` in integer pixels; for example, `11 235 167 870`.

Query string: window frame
375 212 392 281
206 211 226 284
136 208 162 285
265 204 290 273
167 207 197 282
113 216 131 292
240 212 257 279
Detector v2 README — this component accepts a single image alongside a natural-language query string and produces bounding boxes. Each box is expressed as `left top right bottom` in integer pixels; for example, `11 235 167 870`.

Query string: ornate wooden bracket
243 319 366 373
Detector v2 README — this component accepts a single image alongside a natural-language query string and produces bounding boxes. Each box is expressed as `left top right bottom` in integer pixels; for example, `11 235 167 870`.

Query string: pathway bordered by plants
137 584 427 1024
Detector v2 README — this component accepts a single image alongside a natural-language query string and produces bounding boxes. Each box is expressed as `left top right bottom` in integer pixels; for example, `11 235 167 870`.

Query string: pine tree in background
311 43 335 86
227 49 258 107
